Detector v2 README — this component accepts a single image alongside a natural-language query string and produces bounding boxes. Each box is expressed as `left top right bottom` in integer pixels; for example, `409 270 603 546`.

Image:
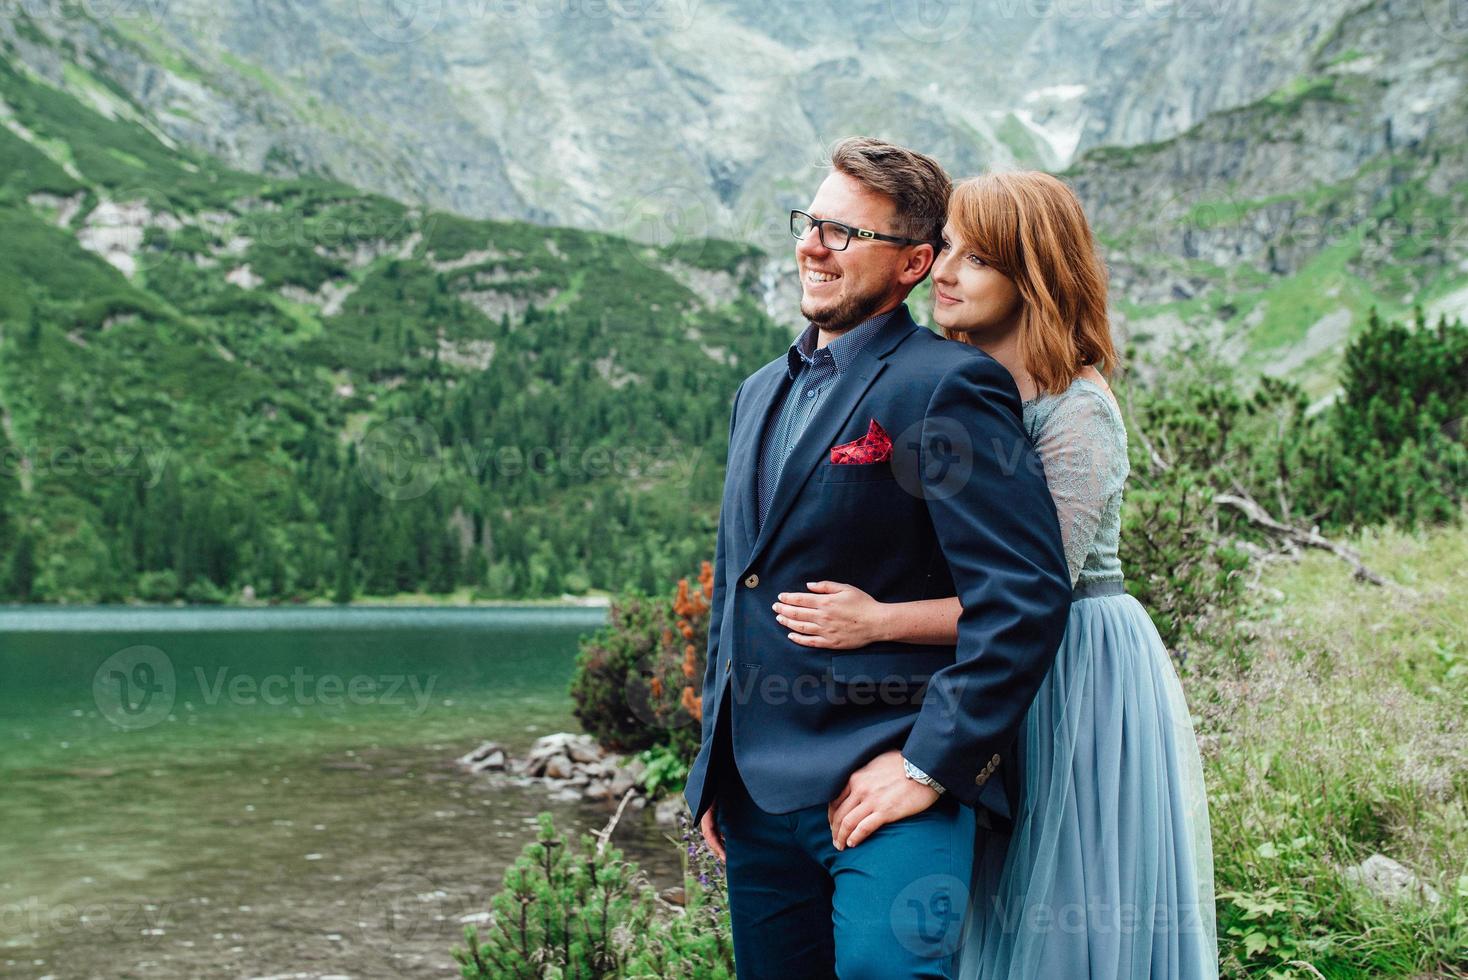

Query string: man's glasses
789 209 932 251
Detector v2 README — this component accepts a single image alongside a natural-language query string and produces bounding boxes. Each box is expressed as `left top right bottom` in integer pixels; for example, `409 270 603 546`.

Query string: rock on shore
457 732 689 825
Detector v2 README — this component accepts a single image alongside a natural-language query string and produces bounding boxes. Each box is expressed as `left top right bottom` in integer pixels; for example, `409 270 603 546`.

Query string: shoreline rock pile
457 732 689 825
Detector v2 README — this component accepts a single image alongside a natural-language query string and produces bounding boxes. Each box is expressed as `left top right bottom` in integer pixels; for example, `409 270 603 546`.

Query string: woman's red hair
943 171 1118 394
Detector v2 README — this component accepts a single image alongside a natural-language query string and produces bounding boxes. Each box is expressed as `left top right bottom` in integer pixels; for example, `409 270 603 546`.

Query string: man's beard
801 281 890 333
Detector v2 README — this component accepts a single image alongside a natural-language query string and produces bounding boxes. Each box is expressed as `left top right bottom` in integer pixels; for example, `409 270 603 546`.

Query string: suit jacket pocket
818 459 896 483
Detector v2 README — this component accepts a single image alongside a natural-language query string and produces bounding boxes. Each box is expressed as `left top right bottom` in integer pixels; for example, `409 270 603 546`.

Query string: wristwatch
902 756 946 795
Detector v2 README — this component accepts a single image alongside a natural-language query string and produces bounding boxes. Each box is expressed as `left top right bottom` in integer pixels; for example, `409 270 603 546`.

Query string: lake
0 606 683 979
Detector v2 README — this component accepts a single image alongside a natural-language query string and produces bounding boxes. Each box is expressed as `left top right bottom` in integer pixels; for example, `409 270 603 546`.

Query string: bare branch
595 788 638 858
1213 492 1403 590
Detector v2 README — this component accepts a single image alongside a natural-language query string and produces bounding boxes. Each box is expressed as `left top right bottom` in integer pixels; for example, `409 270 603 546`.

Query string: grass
1242 236 1375 349
1190 518 1468 977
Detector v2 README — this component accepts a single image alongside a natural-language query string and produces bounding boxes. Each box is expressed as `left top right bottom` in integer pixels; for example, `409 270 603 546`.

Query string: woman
770 171 1218 978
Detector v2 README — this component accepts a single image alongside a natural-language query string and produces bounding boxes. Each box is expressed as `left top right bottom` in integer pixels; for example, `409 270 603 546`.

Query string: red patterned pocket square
830 419 893 464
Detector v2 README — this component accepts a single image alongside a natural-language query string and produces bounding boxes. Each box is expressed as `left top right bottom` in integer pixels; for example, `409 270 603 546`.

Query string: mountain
1064 0 1468 393
0 0 1366 236
0 0 1463 602
0 41 788 602
6 0 1463 392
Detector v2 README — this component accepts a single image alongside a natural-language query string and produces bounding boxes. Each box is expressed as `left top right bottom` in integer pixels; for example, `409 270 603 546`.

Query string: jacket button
974 773 986 785
744 574 759 588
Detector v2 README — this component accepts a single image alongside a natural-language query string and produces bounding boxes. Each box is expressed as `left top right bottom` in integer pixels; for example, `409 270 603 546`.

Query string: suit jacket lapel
732 306 922 569
745 353 887 568
728 366 790 559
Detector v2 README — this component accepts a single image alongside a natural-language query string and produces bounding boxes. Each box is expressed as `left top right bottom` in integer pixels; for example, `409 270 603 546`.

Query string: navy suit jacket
683 304 1071 830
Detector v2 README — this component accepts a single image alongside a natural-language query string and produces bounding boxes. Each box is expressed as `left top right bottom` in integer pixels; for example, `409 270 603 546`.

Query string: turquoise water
0 606 680 979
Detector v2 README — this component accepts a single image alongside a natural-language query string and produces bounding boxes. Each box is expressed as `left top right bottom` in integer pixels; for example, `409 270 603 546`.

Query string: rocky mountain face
1066 0 1468 388
0 0 1372 239
1 0 1464 391
1027 0 1367 154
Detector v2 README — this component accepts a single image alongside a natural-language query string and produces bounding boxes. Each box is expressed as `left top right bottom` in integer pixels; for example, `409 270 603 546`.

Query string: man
682 137 1071 978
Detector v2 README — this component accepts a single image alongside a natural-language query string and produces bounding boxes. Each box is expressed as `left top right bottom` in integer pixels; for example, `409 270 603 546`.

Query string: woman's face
930 221 1022 340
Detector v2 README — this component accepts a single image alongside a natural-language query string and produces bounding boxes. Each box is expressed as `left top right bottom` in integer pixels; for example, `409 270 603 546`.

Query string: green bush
1117 309 1466 651
136 568 181 602
454 812 656 978
633 744 691 799
570 591 675 755
1119 373 1254 650
452 811 733 979
1302 308 1466 530
570 563 712 765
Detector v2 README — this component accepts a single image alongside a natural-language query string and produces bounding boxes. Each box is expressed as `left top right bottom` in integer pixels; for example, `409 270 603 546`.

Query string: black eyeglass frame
789 209 933 251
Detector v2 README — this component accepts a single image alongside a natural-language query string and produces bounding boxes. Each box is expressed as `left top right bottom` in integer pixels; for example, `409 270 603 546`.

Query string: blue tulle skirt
958 588 1218 979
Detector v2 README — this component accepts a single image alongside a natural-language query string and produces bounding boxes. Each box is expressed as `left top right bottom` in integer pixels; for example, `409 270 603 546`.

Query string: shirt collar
785 306 900 380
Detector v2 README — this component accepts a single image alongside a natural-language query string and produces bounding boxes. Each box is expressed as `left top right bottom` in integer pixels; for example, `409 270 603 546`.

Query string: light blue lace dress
958 377 1219 979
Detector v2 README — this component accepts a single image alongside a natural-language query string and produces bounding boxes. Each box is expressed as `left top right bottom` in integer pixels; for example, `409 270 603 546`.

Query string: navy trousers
710 707 978 979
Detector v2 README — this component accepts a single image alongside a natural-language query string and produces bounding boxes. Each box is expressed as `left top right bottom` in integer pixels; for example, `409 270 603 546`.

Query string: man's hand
699 797 726 863
828 749 940 850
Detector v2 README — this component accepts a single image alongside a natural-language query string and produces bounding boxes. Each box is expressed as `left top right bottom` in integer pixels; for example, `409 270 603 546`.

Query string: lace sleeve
1028 386 1129 586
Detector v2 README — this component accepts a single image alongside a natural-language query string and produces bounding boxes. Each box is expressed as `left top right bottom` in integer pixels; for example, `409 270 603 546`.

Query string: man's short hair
828 137 951 246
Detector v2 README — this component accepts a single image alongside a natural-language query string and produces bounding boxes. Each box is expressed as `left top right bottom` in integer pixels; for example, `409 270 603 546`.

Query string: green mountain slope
1066 0 1468 396
0 50 787 603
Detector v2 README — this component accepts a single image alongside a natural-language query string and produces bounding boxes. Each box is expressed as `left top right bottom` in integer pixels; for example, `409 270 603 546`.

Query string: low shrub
453 811 733 979
570 563 712 766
